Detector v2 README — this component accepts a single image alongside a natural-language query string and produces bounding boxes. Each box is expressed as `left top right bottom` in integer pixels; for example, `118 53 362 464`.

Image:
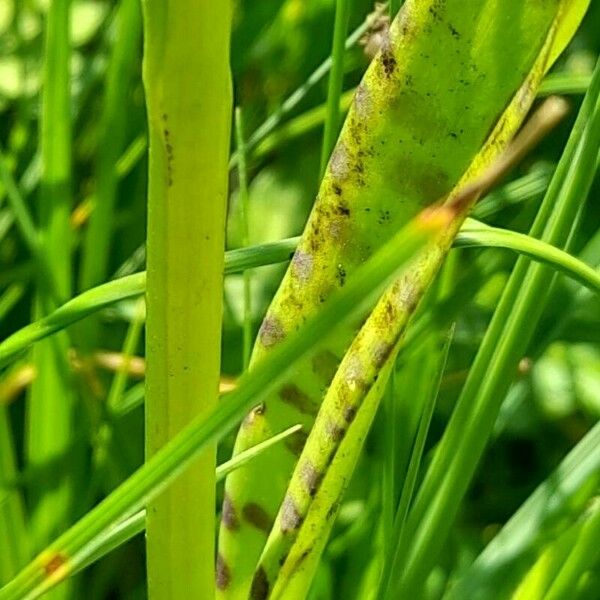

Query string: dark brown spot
380 49 397 78
327 499 341 520
287 547 313 577
343 404 357 424
216 554 231 590
312 350 339 383
336 264 346 287
325 420 345 443
250 566 269 600
378 209 391 225
285 429 308 455
297 549 311 567
332 184 342 196
396 2 415 39
516 78 535 113
221 493 239 530
376 25 397 79
335 202 350 216
427 0 446 22
279 384 318 416
373 341 393 369
448 23 460 39
43 553 67 576
300 460 321 497
258 314 286 348
281 494 303 533
242 502 272 533
163 128 174 187
384 298 397 321
349 122 363 148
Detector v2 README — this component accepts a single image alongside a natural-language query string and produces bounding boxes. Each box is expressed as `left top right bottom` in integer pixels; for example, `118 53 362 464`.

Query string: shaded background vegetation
0 1 599 598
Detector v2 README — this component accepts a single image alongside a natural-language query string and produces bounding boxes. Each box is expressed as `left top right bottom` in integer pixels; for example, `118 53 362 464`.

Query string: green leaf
444 421 600 600
72 424 304 577
0 198 440 600
221 1 589 598
457 218 600 295
3 221 598 375
395 41 600 600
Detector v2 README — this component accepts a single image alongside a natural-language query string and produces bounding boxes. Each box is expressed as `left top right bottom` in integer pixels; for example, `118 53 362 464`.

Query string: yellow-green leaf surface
218 1 589 599
142 1 232 598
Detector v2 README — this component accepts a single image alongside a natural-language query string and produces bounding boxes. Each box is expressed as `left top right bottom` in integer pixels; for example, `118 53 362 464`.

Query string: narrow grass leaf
445 421 600 600
394 50 600 600
0 200 441 600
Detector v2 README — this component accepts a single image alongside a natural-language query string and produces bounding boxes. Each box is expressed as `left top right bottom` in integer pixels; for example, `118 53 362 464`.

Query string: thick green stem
142 1 232 598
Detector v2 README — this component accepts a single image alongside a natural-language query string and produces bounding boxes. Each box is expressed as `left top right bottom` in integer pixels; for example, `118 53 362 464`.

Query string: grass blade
544 503 600 600
457 218 600 294
319 0 352 176
378 328 453 599
219 2 572 593
26 8 80 600
0 407 29 583
4 215 599 374
234 108 253 371
393 53 600 599
0 200 442 600
446 421 600 599
78 0 142 293
72 424 304 577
